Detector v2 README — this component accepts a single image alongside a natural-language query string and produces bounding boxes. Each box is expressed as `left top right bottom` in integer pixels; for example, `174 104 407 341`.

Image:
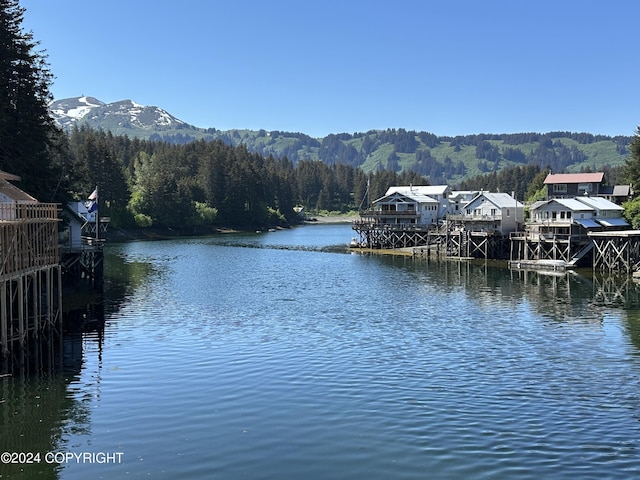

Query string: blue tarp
575 218 601 229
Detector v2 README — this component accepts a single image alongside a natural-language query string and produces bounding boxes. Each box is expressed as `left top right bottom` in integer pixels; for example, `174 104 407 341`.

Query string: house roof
612 185 632 196
385 185 449 197
543 172 604 184
449 190 482 201
466 192 523 209
62 203 89 224
0 170 21 181
531 198 593 212
575 218 601 229
598 218 629 227
0 178 37 202
373 191 438 205
574 196 623 211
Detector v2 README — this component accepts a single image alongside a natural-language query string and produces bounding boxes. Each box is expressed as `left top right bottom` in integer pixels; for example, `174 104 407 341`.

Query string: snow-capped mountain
50 96 195 134
49 96 106 130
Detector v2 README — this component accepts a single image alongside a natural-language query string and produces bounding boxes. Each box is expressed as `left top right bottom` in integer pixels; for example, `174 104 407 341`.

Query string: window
553 184 567 193
567 211 572 219
552 211 557 220
578 183 592 194
491 208 497 216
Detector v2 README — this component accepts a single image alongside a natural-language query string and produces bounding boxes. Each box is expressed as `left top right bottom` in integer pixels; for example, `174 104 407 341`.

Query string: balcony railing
0 202 59 222
448 214 502 222
360 209 419 217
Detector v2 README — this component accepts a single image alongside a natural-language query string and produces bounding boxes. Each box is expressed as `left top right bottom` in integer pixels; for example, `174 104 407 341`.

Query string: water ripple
55 227 640 479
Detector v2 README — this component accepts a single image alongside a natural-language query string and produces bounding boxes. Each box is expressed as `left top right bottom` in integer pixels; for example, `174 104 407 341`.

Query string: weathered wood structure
446 229 509 259
352 220 436 249
352 219 511 259
1 202 62 357
589 230 640 274
509 230 592 266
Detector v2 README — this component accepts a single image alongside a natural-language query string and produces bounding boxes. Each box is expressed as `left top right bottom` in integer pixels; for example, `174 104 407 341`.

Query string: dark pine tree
0 0 63 199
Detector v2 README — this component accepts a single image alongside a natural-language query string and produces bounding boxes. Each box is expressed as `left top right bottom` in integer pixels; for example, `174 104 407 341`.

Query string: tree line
65 127 428 231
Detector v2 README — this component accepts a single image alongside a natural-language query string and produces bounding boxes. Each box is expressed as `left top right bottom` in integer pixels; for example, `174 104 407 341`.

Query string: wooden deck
1 203 62 357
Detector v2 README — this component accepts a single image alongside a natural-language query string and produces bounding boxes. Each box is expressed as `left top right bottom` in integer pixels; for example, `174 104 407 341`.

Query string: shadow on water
0 251 153 479
0 305 103 479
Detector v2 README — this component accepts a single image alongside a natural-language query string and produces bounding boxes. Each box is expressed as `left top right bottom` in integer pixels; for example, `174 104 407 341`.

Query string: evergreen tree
622 126 640 228
624 126 640 192
0 0 62 198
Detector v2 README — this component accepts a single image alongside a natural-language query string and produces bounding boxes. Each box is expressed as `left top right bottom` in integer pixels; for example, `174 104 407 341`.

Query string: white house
530 198 596 230
573 196 629 228
461 192 524 234
529 196 628 230
448 190 482 216
364 185 451 227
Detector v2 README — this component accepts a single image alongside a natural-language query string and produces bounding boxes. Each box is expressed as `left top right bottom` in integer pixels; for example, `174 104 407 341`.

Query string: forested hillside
154 128 632 186
65 127 427 231
69 126 634 232
52 98 633 186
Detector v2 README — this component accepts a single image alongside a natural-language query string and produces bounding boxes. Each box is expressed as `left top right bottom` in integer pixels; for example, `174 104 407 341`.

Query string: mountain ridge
50 96 633 183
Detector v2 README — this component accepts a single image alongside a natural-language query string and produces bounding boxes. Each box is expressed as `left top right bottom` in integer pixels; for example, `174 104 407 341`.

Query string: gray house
461 192 524 234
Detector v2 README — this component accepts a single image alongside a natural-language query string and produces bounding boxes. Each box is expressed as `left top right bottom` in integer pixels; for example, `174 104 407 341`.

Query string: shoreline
104 214 360 242
303 214 359 224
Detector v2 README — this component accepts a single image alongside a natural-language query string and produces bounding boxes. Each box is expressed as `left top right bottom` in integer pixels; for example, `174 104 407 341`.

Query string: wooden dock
589 230 640 274
353 219 640 276
352 221 510 260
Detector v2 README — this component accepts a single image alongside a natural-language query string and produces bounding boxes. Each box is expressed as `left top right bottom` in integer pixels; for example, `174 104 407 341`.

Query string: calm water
2 223 640 479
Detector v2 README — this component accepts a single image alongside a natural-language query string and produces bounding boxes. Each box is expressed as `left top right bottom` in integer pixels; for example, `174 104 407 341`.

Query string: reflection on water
0 324 96 479
2 225 640 479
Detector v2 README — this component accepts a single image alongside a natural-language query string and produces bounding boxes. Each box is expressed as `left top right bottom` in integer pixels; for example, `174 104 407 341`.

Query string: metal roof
574 196 623 211
575 218 601 229
467 192 524 209
532 198 592 211
544 172 604 184
597 218 629 227
385 185 449 197
0 179 37 202
373 190 438 205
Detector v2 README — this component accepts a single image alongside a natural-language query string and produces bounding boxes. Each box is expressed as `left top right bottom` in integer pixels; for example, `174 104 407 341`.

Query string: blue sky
20 0 640 138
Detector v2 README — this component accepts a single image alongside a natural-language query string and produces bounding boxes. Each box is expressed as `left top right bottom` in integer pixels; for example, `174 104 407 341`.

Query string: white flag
88 187 98 200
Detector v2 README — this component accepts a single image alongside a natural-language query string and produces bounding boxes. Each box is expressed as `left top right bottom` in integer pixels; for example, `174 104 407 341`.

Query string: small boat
349 237 363 248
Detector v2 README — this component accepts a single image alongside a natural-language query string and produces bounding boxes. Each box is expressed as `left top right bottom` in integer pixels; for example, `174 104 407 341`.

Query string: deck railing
359 209 420 217
0 203 60 279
